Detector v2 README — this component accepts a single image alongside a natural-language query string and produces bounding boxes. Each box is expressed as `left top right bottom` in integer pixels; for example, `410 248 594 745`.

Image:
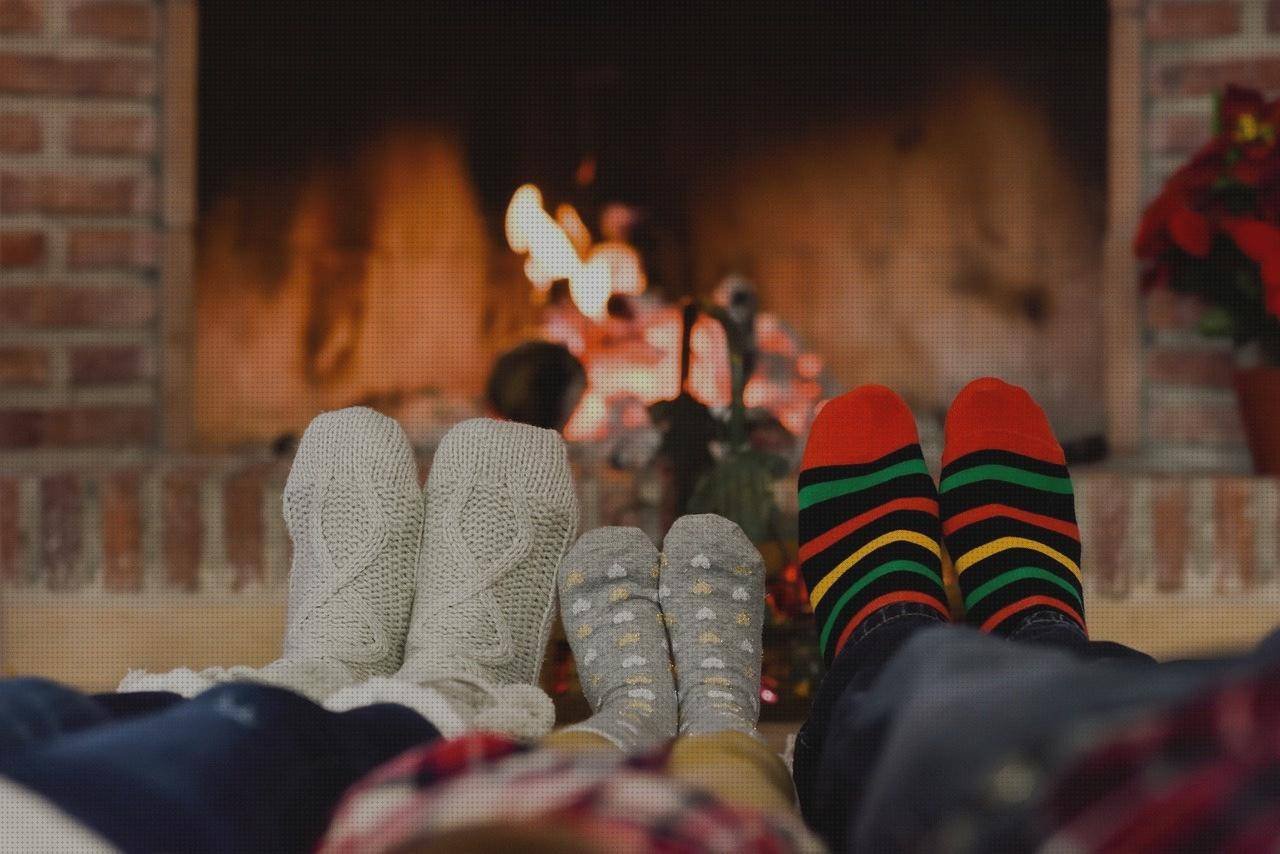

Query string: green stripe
818 560 944 654
799 459 930 510
939 464 1073 495
963 566 1083 611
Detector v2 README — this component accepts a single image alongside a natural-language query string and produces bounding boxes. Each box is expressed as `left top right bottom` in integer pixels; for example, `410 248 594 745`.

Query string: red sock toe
942 377 1064 468
803 385 921 471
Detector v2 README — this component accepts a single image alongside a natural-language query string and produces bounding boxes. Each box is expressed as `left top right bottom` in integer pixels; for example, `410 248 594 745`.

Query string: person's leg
119 406 424 701
553 526 677 753
940 377 1088 652
666 730 796 816
790 385 952 832
0 677 183 756
321 418 581 743
0 681 438 854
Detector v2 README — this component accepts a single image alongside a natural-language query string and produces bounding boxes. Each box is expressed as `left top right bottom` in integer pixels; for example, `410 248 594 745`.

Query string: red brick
67 229 157 270
0 407 154 448
0 285 155 329
1083 474 1130 596
224 466 266 589
1148 113 1213 156
0 0 40 33
0 172 150 216
0 476 20 582
1146 1 1240 41
69 1 155 45
1146 347 1236 388
67 115 154 156
41 473 84 590
1215 478 1256 590
101 470 141 591
1148 399 1245 445
69 344 151 384
0 231 46 268
0 346 48 386
0 53 155 98
0 113 40 153
1151 479 1189 592
1153 56 1280 97
163 469 202 591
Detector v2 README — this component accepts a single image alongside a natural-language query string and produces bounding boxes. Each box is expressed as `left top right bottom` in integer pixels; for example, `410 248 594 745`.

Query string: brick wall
1141 0 1280 471
0 0 160 450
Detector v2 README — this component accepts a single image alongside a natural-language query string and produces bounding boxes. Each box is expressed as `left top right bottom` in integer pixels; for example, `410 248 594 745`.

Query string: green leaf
1198 305 1235 337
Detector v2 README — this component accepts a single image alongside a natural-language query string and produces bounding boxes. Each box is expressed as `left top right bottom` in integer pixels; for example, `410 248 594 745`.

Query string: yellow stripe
810 530 942 606
953 536 1082 582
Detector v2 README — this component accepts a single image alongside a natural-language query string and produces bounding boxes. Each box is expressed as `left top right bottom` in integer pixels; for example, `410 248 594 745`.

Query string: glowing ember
505 184 832 444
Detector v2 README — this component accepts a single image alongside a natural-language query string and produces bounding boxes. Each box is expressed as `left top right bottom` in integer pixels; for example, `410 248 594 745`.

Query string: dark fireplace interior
196 0 1109 450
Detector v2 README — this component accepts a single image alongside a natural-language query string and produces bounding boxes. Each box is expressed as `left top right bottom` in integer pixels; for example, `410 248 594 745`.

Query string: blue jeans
0 679 439 853
791 605 1271 852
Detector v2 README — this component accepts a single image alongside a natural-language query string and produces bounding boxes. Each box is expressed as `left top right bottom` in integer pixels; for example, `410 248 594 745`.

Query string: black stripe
957 549 1083 597
798 444 926 489
801 509 941 578
799 473 938 542
944 517 1080 567
940 448 1070 482
963 578 1084 627
806 539 943 615
812 565 947 631
939 481 1077 522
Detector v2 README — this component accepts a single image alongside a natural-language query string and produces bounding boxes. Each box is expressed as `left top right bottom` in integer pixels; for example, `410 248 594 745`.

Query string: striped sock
799 385 950 666
939 378 1086 638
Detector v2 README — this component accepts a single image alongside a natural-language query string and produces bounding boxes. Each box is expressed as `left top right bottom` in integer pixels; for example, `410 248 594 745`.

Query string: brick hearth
2 456 1276 601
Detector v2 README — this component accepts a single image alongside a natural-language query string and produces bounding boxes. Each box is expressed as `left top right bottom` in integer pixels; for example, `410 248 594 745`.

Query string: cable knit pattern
398 418 579 696
119 407 423 701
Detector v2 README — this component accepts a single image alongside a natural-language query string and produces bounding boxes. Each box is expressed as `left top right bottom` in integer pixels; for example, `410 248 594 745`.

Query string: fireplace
192 0 1111 452
4 0 1280 692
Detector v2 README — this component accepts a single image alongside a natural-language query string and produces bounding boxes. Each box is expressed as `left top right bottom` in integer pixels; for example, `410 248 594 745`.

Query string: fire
504 184 647 319
505 183 828 444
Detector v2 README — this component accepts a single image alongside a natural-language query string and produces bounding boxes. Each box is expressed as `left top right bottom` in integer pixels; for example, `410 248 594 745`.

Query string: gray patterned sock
660 514 766 736
558 527 678 752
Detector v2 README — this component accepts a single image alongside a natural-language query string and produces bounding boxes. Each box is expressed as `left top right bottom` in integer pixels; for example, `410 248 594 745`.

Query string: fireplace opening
195 0 1109 452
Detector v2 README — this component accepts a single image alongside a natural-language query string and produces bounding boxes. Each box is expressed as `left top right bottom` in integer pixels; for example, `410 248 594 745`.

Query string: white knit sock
119 407 423 701
396 419 578 714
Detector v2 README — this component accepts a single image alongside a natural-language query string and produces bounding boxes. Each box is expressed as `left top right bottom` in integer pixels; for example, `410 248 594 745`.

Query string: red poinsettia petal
1265 260 1280 319
1221 218 1280 264
1168 207 1213 257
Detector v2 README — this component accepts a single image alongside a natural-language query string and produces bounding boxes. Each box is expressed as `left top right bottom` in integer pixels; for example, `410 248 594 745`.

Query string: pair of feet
556 518 767 753
800 378 1085 666
123 410 579 739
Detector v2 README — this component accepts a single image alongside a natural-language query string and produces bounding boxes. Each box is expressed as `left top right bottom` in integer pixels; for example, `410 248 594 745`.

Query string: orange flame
505 184 646 319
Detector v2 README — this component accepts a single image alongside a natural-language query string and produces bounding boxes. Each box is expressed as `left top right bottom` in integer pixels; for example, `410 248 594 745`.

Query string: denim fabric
0 678 111 754
0 681 439 854
792 616 1272 853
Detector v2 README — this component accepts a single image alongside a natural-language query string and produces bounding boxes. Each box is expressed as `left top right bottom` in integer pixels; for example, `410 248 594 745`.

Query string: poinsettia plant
1136 85 1280 364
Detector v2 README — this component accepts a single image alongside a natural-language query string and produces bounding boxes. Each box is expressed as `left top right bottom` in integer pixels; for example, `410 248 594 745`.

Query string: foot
557 527 677 751
940 378 1085 639
120 407 423 700
395 418 578 735
798 386 950 665
660 514 766 737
